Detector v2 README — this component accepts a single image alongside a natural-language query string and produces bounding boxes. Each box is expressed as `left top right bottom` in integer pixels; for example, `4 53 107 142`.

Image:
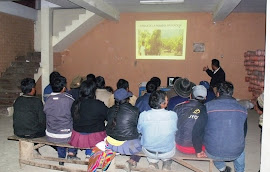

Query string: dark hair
212 59 220 68
150 77 161 87
217 81 234 96
96 76 105 89
21 78 36 94
149 90 166 109
117 79 129 89
73 80 97 120
49 71 61 85
105 86 114 93
110 99 129 130
87 73 96 82
146 81 157 93
51 76 67 93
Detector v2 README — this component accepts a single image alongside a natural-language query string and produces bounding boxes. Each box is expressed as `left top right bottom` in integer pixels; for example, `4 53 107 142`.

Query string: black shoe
59 162 64 166
221 166 231 172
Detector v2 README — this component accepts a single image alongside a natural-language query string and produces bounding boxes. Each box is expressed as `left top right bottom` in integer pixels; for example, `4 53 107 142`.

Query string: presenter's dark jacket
206 67 225 88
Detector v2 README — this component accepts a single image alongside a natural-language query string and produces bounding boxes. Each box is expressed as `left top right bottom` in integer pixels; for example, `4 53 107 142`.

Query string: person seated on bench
205 82 247 172
135 80 157 113
138 90 177 170
43 71 61 102
167 78 195 110
108 79 137 107
173 85 208 158
13 78 46 138
44 76 79 165
106 88 141 172
69 80 108 159
199 80 216 103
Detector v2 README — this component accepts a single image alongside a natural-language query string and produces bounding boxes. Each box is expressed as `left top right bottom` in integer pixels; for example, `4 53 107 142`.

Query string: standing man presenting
203 59 225 89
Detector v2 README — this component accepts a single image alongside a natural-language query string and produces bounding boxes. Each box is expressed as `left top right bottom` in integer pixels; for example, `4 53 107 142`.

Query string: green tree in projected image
138 29 183 56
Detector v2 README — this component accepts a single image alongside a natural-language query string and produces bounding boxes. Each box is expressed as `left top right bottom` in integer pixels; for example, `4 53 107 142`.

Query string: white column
260 2 270 171
41 7 53 96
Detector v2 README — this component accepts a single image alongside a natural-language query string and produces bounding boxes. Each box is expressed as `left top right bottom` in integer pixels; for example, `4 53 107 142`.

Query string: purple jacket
44 92 74 143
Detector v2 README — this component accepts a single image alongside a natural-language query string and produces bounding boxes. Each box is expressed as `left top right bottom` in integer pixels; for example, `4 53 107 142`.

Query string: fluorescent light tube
140 0 184 5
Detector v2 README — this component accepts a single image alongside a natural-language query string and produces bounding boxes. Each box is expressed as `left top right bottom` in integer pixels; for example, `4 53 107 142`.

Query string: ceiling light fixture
140 0 184 5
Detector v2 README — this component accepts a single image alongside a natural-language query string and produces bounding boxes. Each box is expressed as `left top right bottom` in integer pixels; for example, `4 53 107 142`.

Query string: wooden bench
113 151 214 172
8 135 89 172
8 135 214 172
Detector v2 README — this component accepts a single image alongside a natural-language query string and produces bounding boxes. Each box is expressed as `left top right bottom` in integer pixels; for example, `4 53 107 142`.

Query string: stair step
0 98 15 106
0 78 23 86
15 55 41 63
1 73 34 79
0 92 20 99
4 67 39 74
11 61 40 68
0 84 20 91
27 52 41 57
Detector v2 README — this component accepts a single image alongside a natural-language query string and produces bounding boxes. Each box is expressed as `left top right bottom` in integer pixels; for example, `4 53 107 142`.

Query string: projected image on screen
136 20 187 60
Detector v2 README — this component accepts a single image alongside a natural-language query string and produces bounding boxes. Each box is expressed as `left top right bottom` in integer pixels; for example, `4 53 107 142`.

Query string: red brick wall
0 12 34 74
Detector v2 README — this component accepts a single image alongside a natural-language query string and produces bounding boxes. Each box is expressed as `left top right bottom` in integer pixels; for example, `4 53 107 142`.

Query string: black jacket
13 95 46 137
106 102 139 141
71 99 108 133
173 99 207 153
206 67 225 88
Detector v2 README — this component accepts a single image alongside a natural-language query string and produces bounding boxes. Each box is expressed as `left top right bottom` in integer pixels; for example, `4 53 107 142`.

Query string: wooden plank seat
8 135 214 172
114 152 213 172
8 135 89 172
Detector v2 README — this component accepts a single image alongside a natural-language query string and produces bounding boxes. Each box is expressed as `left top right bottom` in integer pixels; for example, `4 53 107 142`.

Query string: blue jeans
206 150 245 172
57 147 78 158
142 146 175 163
85 149 92 156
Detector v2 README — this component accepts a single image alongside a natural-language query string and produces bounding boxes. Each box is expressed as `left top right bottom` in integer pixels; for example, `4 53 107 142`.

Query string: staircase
0 52 41 115
52 9 103 52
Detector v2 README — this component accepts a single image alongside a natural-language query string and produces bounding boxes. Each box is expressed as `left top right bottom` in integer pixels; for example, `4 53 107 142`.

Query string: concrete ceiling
46 0 266 13
45 0 266 21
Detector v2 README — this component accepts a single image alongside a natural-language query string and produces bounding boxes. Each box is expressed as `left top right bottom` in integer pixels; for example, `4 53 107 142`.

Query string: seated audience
166 77 180 99
87 73 96 83
43 71 61 102
95 76 112 107
68 76 83 100
106 88 141 172
138 90 177 170
135 81 157 113
205 81 247 172
108 79 137 107
199 80 216 102
69 80 108 159
173 85 208 157
13 78 46 138
150 76 161 89
167 78 195 110
44 76 79 165
105 86 114 93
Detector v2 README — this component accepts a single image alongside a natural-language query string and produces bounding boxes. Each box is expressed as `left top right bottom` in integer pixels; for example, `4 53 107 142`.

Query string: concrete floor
0 109 261 172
